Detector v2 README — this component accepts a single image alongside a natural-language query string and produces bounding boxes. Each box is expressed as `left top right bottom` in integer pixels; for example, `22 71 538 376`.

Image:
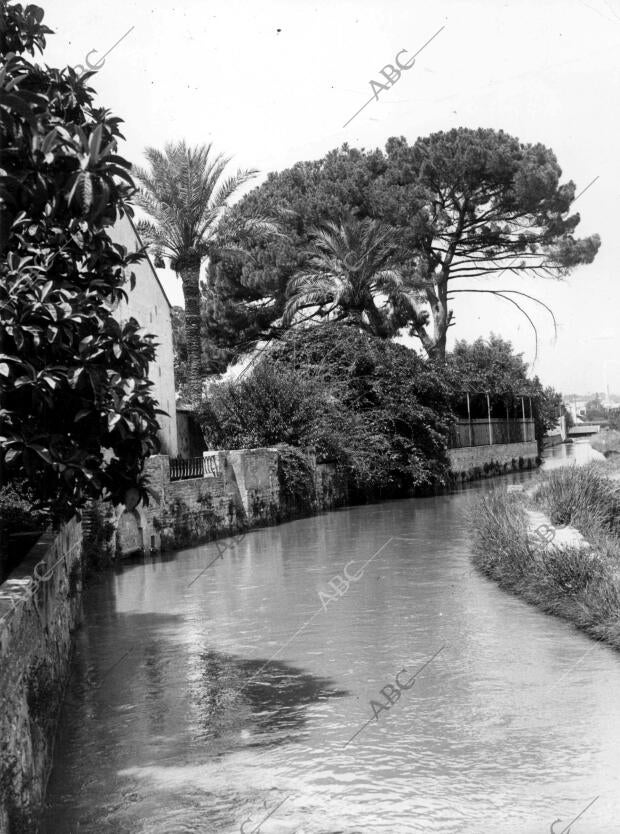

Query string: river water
43 442 620 834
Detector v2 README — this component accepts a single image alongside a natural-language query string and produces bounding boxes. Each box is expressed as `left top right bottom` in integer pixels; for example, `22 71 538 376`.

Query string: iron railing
169 454 222 481
448 419 536 449
169 456 206 481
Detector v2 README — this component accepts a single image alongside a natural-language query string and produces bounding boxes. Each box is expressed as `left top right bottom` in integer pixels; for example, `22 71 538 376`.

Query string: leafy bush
0 484 47 536
199 324 454 493
277 445 316 514
0 1 161 518
81 501 116 573
445 336 563 450
200 362 321 449
0 483 48 580
272 324 455 490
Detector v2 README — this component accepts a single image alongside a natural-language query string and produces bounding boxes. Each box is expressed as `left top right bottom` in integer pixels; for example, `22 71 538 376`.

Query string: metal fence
169 454 222 481
169 457 206 481
448 419 536 449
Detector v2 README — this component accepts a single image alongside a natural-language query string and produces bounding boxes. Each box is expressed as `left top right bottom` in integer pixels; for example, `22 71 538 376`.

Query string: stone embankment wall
0 518 83 834
147 451 260 551
114 442 542 556
448 440 539 479
115 449 347 556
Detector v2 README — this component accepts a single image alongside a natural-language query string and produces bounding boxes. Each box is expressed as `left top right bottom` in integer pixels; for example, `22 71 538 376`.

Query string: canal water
43 443 620 833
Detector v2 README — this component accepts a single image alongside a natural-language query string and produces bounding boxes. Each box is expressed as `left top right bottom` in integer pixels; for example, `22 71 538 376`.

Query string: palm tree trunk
365 301 389 338
179 265 204 406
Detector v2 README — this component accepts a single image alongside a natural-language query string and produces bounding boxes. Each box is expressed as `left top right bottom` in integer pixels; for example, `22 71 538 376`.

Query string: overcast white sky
40 0 620 395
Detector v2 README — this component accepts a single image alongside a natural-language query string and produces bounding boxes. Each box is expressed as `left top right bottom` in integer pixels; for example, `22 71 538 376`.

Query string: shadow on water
55 581 349 760
45 590 349 832
196 650 348 750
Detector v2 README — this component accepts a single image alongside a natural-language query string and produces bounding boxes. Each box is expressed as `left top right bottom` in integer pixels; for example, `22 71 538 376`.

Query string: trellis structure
448 389 537 449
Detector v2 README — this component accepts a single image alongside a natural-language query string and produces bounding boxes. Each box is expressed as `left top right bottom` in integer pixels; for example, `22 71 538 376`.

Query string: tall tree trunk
426 334 446 363
179 263 204 406
424 274 452 363
429 299 447 362
414 283 447 363
427 213 462 363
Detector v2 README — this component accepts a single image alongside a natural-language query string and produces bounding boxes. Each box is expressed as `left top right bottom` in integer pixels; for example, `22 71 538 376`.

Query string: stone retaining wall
0 518 83 834
150 452 246 551
448 441 539 478
115 449 348 555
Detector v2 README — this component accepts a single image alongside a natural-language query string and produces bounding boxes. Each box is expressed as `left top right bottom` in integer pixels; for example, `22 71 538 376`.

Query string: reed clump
471 466 620 649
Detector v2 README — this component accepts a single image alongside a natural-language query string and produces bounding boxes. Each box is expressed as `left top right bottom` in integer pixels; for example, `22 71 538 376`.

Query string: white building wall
110 214 178 456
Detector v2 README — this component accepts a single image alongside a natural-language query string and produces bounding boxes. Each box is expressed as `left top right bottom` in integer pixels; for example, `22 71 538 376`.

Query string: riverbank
591 428 620 457
135 444 541 558
471 461 620 650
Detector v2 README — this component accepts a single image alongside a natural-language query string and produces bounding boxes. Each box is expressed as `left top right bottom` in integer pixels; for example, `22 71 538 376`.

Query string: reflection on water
43 442 620 833
542 438 605 469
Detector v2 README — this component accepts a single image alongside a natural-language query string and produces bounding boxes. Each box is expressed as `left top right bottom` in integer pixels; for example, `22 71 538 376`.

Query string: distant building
568 400 588 423
110 214 178 456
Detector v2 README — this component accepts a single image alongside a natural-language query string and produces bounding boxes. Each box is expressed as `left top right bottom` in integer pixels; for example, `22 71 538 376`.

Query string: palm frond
134 219 178 255
131 142 268 271
286 271 341 297
373 268 404 288
283 291 334 325
211 169 258 211
284 215 411 337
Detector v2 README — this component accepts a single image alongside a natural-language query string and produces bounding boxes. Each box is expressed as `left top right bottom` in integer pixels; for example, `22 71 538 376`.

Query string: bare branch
447 289 543 360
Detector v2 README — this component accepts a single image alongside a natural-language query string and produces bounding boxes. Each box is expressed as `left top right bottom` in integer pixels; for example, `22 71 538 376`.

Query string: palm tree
133 142 266 404
283 216 423 337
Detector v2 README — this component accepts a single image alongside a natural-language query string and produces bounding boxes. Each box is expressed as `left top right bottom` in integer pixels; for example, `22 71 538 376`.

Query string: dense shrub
199 324 454 493
277 445 316 514
0 484 47 536
200 363 321 449
445 336 563 451
0 483 48 580
0 1 161 519
81 501 116 574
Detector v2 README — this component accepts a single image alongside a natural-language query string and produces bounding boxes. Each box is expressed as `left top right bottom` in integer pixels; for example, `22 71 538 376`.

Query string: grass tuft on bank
535 463 620 540
471 467 620 649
